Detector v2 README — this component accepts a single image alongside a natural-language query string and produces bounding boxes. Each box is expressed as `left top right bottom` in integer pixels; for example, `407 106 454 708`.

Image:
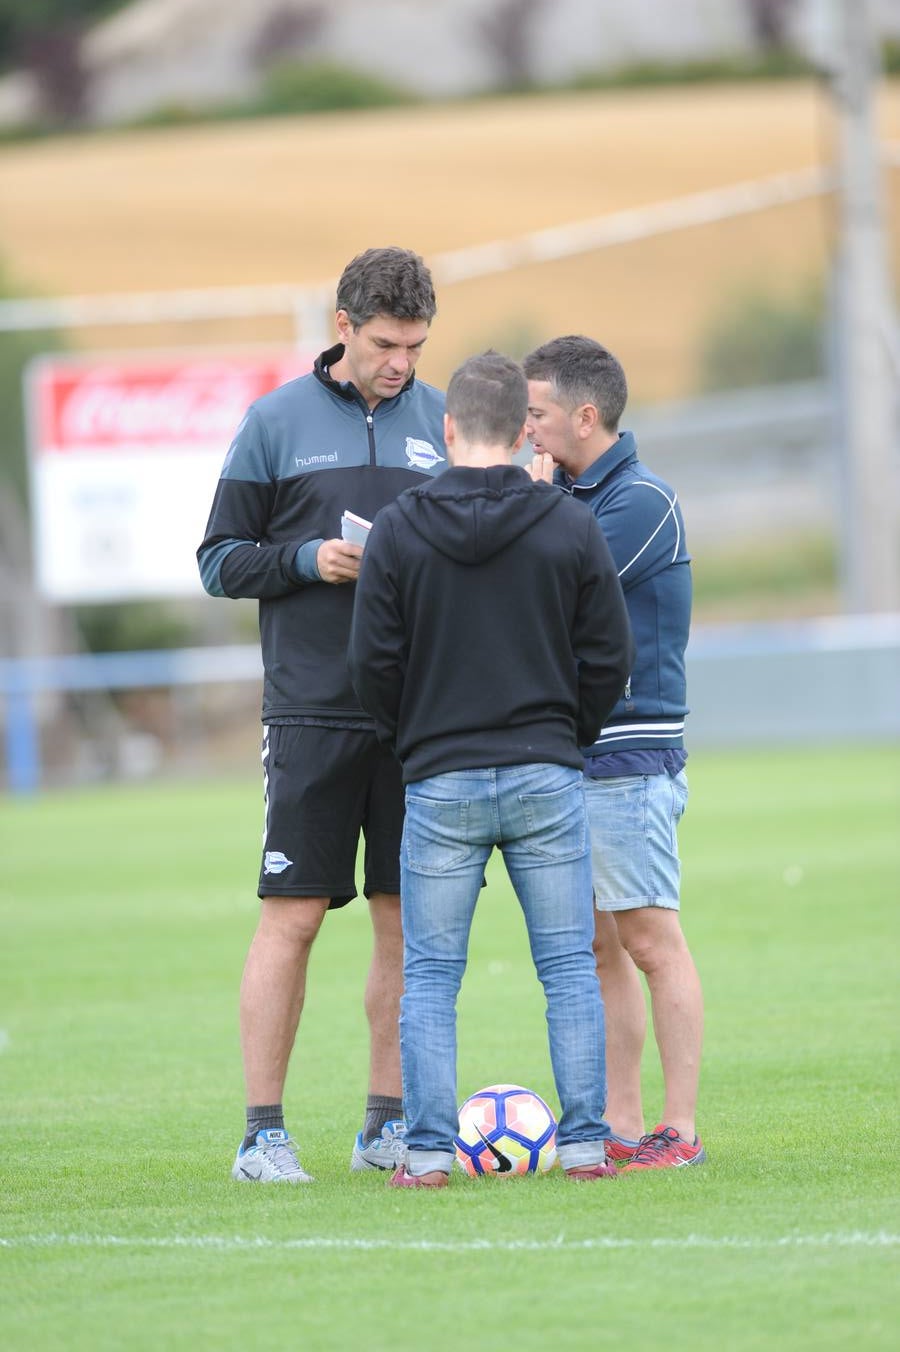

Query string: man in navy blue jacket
524 335 706 1171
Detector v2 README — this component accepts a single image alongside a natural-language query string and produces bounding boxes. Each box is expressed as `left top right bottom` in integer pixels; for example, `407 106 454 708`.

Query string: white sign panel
27 351 314 602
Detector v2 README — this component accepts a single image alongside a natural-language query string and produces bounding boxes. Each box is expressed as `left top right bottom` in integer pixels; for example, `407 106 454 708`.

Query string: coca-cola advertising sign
28 351 313 601
39 358 308 452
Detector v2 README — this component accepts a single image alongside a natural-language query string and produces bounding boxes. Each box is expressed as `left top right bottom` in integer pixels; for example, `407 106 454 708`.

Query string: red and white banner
27 351 313 602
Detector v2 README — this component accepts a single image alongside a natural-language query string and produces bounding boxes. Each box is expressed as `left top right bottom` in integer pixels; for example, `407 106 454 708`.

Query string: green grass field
1 744 898 1351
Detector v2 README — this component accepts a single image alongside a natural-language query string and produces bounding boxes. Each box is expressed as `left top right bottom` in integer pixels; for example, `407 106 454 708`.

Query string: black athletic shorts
258 723 404 908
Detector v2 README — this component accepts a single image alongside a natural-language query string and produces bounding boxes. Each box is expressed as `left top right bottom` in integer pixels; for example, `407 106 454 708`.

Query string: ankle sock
243 1103 285 1150
363 1095 403 1143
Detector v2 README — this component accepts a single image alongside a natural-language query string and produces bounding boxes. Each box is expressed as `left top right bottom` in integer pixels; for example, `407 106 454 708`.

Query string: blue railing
2 617 899 795
0 645 262 794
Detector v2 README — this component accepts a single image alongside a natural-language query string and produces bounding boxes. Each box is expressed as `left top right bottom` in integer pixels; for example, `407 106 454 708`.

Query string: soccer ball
454 1084 558 1176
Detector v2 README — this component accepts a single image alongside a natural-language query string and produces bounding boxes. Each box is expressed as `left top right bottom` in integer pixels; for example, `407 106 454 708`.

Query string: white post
828 0 900 611
292 286 333 351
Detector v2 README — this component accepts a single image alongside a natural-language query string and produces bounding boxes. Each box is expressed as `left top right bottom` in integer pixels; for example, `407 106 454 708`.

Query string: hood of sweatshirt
395 464 565 564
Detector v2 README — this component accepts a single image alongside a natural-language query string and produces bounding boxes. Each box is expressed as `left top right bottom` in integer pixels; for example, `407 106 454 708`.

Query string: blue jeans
399 763 610 1176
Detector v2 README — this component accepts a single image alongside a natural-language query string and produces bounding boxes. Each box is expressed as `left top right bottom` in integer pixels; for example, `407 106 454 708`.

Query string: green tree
0 2 123 71
0 270 61 507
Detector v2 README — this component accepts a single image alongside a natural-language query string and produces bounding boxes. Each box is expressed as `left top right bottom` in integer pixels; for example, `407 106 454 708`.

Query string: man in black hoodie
348 351 634 1187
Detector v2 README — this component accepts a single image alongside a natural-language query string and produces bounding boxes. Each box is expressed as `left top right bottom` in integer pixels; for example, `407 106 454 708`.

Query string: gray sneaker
232 1128 314 1183
350 1119 407 1172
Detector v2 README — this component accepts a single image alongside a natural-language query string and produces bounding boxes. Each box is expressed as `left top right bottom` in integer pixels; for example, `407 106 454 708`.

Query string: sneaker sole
388 1168 448 1189
350 1152 399 1172
565 1165 617 1181
232 1164 314 1183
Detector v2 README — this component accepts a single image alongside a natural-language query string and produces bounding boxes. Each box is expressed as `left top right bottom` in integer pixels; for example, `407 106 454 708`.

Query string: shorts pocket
670 770 688 826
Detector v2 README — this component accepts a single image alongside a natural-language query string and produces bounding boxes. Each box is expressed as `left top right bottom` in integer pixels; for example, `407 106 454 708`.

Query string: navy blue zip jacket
197 344 446 722
558 431 691 758
348 464 635 785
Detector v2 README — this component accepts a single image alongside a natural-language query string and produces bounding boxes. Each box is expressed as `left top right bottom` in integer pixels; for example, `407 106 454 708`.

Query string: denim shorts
585 770 688 912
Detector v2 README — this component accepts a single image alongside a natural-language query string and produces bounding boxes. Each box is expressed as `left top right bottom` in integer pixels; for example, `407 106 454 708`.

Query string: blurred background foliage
0 0 898 135
0 268 59 507
0 4 121 74
697 283 826 391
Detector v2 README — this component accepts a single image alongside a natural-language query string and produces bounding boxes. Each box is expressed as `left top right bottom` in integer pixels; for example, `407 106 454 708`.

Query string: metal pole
292 286 333 351
3 684 40 794
829 0 900 611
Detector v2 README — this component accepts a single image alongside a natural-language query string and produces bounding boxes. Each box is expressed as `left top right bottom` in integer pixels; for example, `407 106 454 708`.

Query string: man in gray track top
198 247 446 1183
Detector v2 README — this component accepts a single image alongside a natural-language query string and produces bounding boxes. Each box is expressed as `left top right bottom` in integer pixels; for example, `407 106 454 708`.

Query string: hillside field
0 81 898 400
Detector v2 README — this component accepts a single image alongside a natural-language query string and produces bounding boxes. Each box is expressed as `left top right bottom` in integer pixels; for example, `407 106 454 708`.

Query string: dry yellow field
0 81 898 401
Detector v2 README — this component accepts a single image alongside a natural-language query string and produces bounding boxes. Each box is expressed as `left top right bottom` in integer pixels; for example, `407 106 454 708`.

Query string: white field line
431 166 835 284
0 163 846 332
1 148 898 336
1 1232 897 1253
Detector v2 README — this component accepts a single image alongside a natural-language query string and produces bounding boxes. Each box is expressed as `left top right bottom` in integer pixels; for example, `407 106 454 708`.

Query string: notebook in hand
340 510 373 547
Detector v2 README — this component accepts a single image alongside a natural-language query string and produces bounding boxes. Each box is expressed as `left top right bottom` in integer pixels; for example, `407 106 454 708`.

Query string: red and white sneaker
604 1136 641 1166
621 1125 707 1171
388 1166 448 1189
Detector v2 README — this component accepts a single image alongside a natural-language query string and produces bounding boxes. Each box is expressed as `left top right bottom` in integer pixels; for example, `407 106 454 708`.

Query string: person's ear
575 402 599 439
335 309 353 344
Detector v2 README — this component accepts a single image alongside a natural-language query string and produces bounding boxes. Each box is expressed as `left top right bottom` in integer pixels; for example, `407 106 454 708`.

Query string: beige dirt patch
0 81 897 401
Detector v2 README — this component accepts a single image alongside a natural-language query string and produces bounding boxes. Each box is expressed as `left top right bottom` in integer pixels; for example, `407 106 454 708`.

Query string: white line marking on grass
0 1030 9 1053
1 1232 897 1253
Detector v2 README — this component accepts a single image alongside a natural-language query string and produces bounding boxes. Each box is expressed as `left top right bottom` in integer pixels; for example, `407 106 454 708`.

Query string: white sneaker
349 1119 407 1172
232 1128 314 1183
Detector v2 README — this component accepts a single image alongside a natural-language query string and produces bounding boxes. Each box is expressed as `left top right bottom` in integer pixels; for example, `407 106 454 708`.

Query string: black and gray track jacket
197 345 446 723
347 463 635 784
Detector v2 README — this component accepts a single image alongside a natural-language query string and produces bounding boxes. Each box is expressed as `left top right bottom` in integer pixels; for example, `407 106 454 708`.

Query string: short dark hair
336 247 437 327
446 351 528 448
523 336 628 432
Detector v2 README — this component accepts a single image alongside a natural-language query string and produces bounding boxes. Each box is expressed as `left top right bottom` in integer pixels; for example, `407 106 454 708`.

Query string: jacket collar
560 430 637 492
313 342 416 406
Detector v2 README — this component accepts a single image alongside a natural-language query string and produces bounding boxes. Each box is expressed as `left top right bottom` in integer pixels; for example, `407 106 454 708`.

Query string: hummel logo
476 1127 513 1172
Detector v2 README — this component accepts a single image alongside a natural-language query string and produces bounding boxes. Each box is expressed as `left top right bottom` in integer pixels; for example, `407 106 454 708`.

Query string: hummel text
295 452 339 468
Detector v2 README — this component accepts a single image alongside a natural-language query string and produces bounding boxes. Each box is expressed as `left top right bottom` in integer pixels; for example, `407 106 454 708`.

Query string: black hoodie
348 463 635 784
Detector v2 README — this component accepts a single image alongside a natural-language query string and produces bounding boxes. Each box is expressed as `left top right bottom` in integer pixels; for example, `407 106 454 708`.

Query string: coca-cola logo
40 357 311 450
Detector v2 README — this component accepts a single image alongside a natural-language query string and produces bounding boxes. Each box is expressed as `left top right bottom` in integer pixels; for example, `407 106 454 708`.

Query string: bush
73 601 195 654
118 60 419 130
253 60 417 116
692 531 838 620
697 283 826 392
568 50 816 92
0 1 122 76
0 267 64 508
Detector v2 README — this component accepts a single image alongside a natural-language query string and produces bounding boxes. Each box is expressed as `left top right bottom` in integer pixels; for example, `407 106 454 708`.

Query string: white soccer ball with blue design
454 1084 558 1176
